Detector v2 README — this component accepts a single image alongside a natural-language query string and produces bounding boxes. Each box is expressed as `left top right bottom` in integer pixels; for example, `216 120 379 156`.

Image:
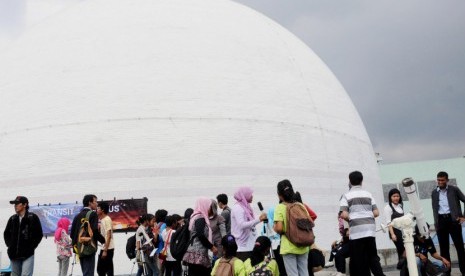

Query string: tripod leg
130 259 136 276
140 249 150 276
69 254 76 276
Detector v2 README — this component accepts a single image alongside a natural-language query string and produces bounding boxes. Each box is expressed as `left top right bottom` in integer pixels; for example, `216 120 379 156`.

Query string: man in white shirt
97 202 114 276
340 171 385 276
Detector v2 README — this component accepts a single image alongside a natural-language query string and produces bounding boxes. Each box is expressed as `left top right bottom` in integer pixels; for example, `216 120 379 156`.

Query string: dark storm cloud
236 0 465 163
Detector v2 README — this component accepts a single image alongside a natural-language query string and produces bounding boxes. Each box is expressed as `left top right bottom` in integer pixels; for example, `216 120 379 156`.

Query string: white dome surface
0 0 388 273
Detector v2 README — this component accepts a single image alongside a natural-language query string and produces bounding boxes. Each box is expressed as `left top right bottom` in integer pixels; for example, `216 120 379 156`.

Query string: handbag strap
162 229 173 251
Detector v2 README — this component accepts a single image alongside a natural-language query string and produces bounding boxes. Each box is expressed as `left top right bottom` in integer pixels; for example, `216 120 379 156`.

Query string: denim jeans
416 257 445 275
136 255 159 276
145 256 159 276
80 255 96 276
11 255 34 276
283 252 309 276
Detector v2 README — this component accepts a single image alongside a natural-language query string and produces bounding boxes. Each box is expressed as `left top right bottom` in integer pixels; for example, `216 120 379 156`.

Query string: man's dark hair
216 194 228 205
437 171 449 180
171 213 182 222
165 215 177 228
349 171 363 186
155 209 168 223
83 194 97 207
99 201 110 214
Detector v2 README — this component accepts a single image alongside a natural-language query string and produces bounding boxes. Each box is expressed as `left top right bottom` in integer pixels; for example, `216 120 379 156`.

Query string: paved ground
118 263 463 275
315 266 462 276
118 266 463 276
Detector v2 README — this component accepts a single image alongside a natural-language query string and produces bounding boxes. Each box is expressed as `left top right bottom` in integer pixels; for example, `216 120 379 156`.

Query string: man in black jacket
3 196 43 276
431 171 465 276
71 194 106 276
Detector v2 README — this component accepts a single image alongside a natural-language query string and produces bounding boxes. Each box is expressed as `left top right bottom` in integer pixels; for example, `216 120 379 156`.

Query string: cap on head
9 196 29 205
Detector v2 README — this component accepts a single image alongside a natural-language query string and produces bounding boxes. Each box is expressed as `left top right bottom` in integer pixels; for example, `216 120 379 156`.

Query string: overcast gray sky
1 0 464 164
236 0 465 164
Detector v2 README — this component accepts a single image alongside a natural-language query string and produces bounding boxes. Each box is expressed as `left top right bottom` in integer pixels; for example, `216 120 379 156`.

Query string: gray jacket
431 184 465 225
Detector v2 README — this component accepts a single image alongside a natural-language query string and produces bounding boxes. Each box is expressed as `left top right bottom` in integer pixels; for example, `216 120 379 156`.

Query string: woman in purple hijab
230 187 267 261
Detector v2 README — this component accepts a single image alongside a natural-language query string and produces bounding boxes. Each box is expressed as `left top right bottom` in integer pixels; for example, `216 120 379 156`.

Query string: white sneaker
324 261 334 268
335 273 346 276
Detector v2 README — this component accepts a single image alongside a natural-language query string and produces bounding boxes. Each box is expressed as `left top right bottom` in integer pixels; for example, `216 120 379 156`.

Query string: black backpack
170 222 194 261
126 234 137 260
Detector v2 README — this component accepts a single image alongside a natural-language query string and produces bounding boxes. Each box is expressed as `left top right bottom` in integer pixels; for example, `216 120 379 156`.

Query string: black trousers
187 264 211 276
391 228 405 261
273 247 287 276
97 249 114 276
349 237 385 276
437 215 465 274
164 260 182 276
335 243 350 273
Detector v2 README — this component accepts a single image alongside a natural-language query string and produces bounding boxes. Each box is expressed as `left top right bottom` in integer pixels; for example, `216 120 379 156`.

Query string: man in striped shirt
340 171 385 276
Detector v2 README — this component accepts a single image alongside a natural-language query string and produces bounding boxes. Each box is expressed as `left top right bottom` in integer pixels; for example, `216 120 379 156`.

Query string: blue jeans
416 257 445 275
80 255 96 276
11 255 34 276
283 252 309 276
146 256 159 276
136 255 159 276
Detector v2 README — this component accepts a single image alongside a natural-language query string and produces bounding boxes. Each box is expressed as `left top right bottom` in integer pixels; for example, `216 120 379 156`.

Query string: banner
103 198 148 232
30 203 81 236
30 198 147 236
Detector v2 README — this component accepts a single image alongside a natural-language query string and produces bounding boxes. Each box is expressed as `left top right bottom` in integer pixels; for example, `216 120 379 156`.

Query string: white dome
0 0 388 273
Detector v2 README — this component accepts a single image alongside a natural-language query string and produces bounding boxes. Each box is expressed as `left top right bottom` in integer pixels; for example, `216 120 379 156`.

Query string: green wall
379 157 465 227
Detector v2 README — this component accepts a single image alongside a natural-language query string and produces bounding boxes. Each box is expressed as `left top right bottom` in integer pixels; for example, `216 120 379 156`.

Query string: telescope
401 177 429 238
390 177 430 276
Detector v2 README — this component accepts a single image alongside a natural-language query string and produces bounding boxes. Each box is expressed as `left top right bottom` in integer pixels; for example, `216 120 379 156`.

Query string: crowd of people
2 171 465 276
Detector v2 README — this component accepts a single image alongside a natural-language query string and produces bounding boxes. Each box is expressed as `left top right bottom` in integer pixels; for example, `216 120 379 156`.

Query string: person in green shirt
273 179 310 276
211 234 246 276
244 236 280 275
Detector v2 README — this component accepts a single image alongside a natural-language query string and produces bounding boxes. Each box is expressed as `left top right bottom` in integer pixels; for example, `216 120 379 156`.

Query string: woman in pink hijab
55 217 72 276
230 187 267 261
182 197 218 275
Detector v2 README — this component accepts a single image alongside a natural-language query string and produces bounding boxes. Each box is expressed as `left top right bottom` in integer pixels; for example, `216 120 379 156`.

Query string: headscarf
210 199 218 218
189 197 213 242
250 236 272 266
234 186 255 221
55 217 71 242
